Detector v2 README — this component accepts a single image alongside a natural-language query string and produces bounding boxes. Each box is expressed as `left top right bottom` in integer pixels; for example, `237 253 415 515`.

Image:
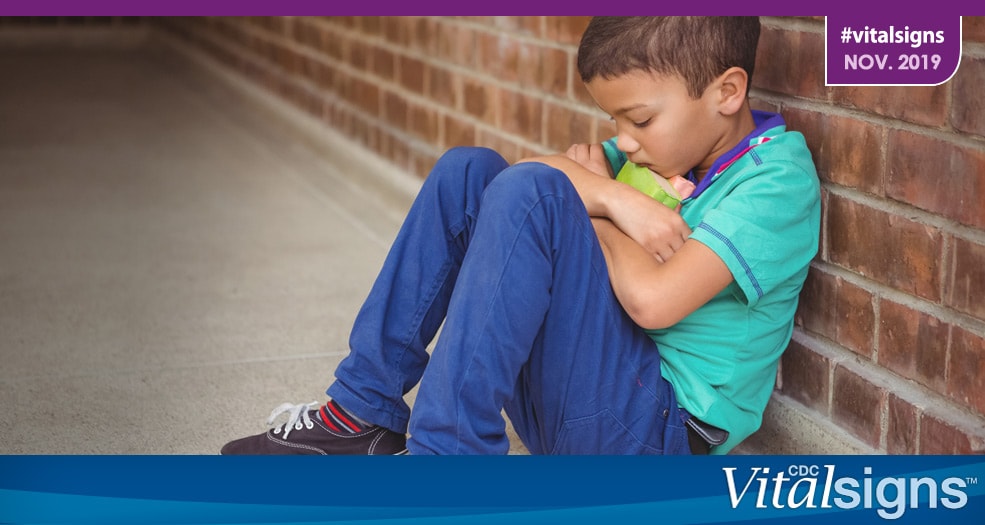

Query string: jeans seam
452 192 556 453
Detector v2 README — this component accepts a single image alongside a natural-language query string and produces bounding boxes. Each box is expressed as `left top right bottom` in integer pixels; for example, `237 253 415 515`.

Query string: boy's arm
518 152 691 263
592 218 733 329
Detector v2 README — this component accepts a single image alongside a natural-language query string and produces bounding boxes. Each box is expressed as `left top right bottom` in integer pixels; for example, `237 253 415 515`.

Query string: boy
221 16 820 455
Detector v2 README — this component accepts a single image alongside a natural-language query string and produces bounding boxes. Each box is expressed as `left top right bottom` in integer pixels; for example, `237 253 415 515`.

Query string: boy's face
585 70 727 182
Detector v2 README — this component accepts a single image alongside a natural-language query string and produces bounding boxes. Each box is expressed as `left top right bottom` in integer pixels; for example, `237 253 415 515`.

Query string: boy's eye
632 118 652 129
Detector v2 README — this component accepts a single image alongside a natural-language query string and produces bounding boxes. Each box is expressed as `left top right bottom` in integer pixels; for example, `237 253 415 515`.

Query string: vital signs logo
723 465 976 520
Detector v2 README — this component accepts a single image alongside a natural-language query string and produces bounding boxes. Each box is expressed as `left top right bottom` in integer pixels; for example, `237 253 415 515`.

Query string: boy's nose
615 133 640 154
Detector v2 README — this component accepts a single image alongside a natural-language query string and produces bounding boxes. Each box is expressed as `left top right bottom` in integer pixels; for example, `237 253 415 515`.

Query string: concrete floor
0 33 447 454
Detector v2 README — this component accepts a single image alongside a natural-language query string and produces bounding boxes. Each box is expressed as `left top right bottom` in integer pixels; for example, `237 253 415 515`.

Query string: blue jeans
327 147 690 455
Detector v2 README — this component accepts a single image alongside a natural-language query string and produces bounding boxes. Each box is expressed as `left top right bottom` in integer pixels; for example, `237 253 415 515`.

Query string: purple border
4 2 971 17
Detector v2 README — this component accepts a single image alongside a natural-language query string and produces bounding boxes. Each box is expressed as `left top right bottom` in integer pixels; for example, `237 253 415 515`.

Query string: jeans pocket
664 418 691 455
550 409 662 455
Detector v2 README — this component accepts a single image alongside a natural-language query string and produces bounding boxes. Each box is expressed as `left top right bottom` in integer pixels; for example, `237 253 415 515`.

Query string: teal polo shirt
605 111 821 454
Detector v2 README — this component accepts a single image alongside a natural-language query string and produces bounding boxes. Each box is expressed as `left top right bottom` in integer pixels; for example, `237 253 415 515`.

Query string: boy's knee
433 146 507 175
484 161 574 203
425 147 509 194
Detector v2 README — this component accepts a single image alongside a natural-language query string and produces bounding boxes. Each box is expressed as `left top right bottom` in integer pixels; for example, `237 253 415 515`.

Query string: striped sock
319 400 372 434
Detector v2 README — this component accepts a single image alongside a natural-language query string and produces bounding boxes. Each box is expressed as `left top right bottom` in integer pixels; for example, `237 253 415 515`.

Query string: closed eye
632 118 652 129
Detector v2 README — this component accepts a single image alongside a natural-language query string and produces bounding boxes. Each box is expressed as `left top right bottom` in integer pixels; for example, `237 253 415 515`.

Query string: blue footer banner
0 456 982 524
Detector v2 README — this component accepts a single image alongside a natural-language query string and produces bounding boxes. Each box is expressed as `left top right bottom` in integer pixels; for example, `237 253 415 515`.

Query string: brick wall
757 17 985 454
7 16 982 454
154 17 609 176
153 16 985 454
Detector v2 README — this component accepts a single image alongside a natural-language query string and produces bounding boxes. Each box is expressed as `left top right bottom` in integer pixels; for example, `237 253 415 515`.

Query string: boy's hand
610 190 691 263
592 217 731 330
563 143 614 178
515 152 691 262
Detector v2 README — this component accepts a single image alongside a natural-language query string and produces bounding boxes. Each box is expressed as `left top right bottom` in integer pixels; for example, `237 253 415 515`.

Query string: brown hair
577 16 761 99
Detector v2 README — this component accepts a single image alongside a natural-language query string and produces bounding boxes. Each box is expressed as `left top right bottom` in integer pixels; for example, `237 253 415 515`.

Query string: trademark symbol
967 477 978 485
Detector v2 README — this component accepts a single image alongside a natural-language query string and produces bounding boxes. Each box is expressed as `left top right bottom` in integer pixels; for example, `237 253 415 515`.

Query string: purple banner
825 15 963 86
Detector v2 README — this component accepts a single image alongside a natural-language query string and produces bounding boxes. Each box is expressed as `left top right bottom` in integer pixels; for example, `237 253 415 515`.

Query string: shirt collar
686 110 786 199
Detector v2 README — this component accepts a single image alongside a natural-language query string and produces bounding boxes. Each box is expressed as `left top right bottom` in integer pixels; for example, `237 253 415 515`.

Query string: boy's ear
714 66 749 116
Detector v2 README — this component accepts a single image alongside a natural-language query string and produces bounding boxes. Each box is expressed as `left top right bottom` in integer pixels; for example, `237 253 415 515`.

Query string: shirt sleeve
689 160 821 306
601 137 627 176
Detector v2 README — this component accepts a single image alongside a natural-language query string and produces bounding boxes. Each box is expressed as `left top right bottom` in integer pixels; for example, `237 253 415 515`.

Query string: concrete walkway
0 33 447 453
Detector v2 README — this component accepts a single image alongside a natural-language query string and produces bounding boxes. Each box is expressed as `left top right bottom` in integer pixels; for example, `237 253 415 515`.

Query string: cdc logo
722 464 972 519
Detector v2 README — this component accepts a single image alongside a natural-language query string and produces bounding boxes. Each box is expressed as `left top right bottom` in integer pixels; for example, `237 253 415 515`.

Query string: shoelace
267 401 320 439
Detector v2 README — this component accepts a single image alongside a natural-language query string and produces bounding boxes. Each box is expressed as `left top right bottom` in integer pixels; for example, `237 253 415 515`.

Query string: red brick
442 115 476 150
398 55 426 95
513 40 544 90
356 16 382 37
276 42 302 76
543 16 590 46
952 56 985 137
433 21 475 68
407 103 439 144
352 77 381 116
518 144 550 160
796 270 876 357
572 76 596 106
317 62 337 92
887 394 919 454
381 17 409 47
298 53 318 84
827 195 944 302
596 117 616 145
477 32 522 85
538 46 570 99
383 130 411 172
877 300 948 393
948 326 985 415
410 149 440 179
348 39 369 72
947 237 985 321
320 25 344 62
544 102 597 153
490 16 543 37
750 98 781 114
427 66 458 110
383 90 407 128
886 130 985 230
754 27 827 100
831 365 885 448
823 115 885 195
371 46 395 82
252 16 288 37
326 16 356 30
498 89 543 144
475 129 519 163
408 17 437 56
781 107 823 170
332 71 351 103
779 339 830 413
831 85 947 128
963 16 985 43
462 77 498 126
919 413 983 454
292 18 320 50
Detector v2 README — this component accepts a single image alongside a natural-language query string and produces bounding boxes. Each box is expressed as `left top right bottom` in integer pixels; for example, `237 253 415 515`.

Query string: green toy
615 162 686 210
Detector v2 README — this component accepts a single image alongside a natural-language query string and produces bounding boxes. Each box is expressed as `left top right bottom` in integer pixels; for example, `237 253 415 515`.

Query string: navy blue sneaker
220 402 408 455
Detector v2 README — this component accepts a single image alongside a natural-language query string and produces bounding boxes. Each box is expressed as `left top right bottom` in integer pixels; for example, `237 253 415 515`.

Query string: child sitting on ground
221 16 820 456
